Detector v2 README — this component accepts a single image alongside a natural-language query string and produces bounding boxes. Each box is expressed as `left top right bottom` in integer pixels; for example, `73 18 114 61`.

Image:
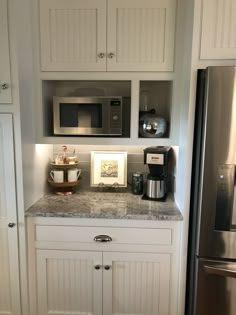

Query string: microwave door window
60 103 78 127
77 104 102 129
59 103 103 133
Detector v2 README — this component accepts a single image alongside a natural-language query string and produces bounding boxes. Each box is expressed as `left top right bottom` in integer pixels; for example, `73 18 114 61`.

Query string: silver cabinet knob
108 52 115 59
104 265 111 270
1 83 9 90
8 223 16 228
94 235 112 242
94 265 101 270
98 53 105 59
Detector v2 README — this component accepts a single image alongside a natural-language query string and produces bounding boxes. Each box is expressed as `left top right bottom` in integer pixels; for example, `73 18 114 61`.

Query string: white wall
15 0 53 210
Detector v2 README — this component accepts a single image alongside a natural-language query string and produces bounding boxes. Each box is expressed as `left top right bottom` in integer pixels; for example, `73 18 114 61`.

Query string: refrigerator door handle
204 264 236 278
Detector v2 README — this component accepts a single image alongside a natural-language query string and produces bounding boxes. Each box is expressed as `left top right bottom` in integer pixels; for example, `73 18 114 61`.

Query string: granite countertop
25 189 183 221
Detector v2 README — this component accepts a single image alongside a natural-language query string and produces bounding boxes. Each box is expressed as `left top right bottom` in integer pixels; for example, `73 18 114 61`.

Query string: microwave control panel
110 99 122 134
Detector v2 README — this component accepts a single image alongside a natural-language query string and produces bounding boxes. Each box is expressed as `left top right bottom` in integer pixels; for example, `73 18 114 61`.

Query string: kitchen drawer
35 225 172 246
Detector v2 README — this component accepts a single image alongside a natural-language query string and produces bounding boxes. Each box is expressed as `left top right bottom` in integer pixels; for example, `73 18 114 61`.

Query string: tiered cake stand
48 162 81 195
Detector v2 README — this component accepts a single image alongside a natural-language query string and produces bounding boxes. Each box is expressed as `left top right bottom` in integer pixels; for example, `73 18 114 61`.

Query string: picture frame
91 151 127 187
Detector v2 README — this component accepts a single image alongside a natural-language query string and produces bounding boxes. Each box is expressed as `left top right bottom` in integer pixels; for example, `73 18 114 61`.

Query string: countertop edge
25 191 184 222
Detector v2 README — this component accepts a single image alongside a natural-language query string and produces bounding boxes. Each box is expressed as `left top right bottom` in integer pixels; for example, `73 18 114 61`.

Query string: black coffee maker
144 146 171 200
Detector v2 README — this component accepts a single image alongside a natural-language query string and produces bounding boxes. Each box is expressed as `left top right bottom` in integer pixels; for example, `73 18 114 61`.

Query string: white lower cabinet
102 252 170 315
36 250 170 315
36 250 103 315
27 218 180 315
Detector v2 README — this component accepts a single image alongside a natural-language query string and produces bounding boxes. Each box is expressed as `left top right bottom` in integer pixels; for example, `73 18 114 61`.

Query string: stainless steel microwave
53 96 123 136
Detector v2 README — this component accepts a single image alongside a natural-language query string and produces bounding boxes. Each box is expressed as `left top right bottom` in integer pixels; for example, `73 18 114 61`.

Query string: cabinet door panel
0 0 12 103
0 114 20 315
200 0 236 59
40 0 106 71
103 252 171 315
36 250 103 315
107 0 176 71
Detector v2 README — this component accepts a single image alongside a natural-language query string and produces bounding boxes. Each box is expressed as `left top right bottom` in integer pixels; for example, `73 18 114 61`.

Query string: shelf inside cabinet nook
50 162 80 169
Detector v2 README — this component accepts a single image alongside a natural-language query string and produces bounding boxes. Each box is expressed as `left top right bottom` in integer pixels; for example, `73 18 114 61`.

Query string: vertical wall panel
0 229 11 313
0 114 20 315
40 0 106 71
103 252 171 315
0 0 12 103
112 260 160 315
116 8 166 63
201 0 236 59
49 9 97 63
214 0 236 48
0 125 7 218
46 258 93 314
107 0 176 71
37 250 102 315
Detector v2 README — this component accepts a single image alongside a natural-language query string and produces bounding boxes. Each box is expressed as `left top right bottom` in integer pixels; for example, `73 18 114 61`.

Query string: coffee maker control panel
146 153 164 165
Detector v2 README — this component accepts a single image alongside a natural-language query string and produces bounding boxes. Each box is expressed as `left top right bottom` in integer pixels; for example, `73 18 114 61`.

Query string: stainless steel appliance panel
197 66 236 259
53 96 123 136
195 259 236 315
186 67 236 315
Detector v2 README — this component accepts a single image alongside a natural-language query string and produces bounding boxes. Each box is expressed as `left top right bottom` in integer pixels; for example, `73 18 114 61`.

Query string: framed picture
91 151 127 187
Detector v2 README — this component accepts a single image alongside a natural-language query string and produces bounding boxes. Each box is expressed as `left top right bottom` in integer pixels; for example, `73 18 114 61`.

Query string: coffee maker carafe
144 146 171 200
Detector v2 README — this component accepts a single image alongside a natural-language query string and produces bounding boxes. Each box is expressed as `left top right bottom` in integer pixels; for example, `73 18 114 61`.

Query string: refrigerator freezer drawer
195 258 236 315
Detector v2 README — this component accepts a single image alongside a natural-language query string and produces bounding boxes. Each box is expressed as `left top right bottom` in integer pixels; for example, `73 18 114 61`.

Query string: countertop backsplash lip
25 189 183 221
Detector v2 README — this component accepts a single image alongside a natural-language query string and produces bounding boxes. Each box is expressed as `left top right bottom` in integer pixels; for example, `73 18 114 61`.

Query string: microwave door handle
204 264 236 278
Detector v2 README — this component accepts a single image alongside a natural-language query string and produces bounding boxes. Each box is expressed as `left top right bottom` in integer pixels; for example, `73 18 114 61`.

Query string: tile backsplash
53 145 149 189
52 145 176 192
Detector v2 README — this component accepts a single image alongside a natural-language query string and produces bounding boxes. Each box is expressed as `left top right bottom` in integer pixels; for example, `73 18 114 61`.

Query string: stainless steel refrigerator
186 66 236 315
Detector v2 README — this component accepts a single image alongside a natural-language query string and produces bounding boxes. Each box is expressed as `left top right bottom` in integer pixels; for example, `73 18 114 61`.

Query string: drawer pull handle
104 265 111 270
94 235 112 242
94 265 101 270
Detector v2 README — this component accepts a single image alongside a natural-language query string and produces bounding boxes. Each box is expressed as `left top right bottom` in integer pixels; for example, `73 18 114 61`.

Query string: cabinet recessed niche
41 80 131 138
139 81 172 139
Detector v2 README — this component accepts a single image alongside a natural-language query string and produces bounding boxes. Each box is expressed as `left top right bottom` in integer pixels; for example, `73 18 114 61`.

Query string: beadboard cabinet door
36 249 171 315
36 250 103 315
28 219 180 315
200 0 236 59
39 0 107 71
0 114 21 315
107 0 176 71
39 0 176 72
103 252 171 315
0 0 12 103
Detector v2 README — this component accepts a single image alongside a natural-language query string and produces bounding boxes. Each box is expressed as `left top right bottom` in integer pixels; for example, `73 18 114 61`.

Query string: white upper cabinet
40 0 107 71
0 0 12 103
39 0 176 72
107 0 176 71
200 0 236 59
